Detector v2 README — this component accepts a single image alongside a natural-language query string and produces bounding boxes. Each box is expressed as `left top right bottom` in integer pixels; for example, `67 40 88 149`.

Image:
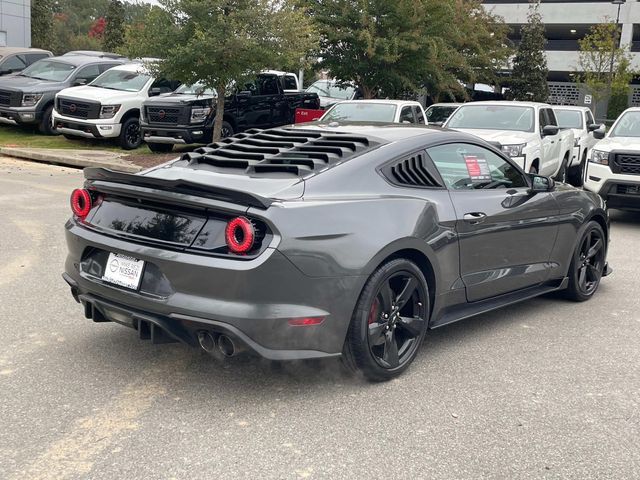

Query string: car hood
57 85 138 103
593 136 640 152
447 128 533 145
0 75 66 93
144 93 214 106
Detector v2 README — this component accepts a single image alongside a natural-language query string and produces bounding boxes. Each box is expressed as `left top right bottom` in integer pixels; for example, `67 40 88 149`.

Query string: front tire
568 150 587 187
342 258 429 382
38 105 58 136
147 142 173 153
118 117 142 150
565 221 606 302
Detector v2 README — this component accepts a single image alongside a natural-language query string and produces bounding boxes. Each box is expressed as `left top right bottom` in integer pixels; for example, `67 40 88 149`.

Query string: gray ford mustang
63 124 611 381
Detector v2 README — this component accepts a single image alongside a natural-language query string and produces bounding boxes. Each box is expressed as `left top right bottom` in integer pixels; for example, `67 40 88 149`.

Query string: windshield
20 60 75 82
90 69 151 92
175 84 215 96
447 105 535 132
426 105 458 124
321 103 397 123
554 110 583 129
610 111 640 137
307 81 355 100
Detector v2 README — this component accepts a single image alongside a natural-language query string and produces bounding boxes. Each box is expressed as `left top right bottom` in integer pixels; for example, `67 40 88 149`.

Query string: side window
399 106 416 124
149 77 178 94
283 75 298 90
414 107 426 125
1 55 26 72
539 109 549 130
546 108 558 126
586 110 595 126
256 76 279 95
25 53 49 65
99 63 117 73
427 143 527 190
75 64 101 83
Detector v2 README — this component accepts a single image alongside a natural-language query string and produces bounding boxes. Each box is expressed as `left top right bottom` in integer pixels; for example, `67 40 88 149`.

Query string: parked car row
0 47 321 150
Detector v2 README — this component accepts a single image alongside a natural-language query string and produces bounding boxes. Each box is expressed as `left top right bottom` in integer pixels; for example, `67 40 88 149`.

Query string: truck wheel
147 142 174 153
568 150 587 187
529 164 538 174
555 154 569 183
38 105 58 136
221 121 234 138
118 117 142 150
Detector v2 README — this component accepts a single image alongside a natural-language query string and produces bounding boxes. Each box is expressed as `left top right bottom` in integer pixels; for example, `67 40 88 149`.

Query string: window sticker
463 154 491 183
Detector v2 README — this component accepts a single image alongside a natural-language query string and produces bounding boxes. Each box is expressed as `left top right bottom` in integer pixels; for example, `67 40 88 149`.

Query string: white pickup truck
553 105 601 186
52 63 180 149
444 101 575 179
584 107 640 210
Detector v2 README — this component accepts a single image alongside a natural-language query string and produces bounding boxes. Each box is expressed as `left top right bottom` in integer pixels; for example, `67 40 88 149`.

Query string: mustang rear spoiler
83 167 273 209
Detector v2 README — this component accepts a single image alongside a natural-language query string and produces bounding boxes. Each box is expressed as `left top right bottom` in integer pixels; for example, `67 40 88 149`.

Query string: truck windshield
610 111 640 137
175 84 216 96
555 110 583 129
307 81 355 100
447 105 535 132
20 60 76 82
321 103 397 123
90 69 151 92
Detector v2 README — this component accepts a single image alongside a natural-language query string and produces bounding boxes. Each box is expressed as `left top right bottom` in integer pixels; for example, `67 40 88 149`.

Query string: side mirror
149 87 162 96
587 123 600 132
593 127 606 140
74 78 88 86
237 90 252 97
432 121 444 127
529 174 555 193
542 125 559 137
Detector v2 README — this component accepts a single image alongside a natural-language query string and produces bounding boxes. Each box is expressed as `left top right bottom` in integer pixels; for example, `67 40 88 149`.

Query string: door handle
463 212 487 224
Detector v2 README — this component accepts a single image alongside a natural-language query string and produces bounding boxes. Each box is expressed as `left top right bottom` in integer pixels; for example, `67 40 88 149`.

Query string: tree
125 0 317 141
304 0 510 101
577 21 635 119
104 0 126 52
32 0 54 49
509 1 549 102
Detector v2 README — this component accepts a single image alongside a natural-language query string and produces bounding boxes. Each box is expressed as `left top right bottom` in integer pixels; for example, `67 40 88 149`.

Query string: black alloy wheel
343 258 429 381
221 121 234 138
119 117 142 150
566 221 606 301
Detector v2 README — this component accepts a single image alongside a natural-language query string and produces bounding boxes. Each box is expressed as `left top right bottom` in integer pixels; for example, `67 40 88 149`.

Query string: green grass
0 124 151 154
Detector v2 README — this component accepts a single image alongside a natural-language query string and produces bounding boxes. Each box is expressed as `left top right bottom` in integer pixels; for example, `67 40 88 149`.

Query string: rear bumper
63 221 362 359
141 123 211 145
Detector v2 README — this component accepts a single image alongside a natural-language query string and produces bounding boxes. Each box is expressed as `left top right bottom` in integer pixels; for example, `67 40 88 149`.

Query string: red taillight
225 216 255 254
288 317 325 327
70 189 92 218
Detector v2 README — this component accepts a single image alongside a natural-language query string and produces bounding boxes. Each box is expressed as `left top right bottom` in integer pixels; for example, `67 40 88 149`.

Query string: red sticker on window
464 155 491 183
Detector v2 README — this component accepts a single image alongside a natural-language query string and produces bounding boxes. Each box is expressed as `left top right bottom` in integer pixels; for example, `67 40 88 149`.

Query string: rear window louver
387 153 441 188
181 128 379 177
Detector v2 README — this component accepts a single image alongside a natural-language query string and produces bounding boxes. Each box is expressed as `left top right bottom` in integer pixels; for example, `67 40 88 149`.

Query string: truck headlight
99 104 121 119
190 107 211 123
590 149 609 165
21 93 43 107
501 143 526 157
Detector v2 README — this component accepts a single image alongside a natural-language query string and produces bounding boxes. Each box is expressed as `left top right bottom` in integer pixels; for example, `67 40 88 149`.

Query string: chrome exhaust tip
217 334 236 357
197 331 216 353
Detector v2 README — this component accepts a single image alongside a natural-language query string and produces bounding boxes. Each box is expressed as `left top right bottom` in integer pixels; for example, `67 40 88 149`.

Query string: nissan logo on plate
158 110 166 119
69 104 77 113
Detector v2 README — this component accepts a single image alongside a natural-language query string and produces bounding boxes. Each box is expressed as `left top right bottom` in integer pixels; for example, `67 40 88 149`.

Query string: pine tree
31 0 54 49
104 0 126 53
509 1 549 102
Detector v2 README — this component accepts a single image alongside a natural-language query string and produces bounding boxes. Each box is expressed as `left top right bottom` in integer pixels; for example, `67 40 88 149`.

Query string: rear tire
147 142 174 153
38 105 58 136
342 258 429 382
118 116 142 150
565 221 606 302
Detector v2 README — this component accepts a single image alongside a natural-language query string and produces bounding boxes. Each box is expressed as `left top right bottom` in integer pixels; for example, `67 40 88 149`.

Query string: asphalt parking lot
0 156 639 480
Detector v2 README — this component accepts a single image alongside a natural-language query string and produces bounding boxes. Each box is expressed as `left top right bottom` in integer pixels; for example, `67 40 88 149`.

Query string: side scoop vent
387 153 441 188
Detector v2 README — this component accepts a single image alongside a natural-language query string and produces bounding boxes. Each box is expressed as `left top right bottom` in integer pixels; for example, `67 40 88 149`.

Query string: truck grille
56 97 101 120
614 153 640 175
0 90 21 107
616 184 640 195
146 106 183 124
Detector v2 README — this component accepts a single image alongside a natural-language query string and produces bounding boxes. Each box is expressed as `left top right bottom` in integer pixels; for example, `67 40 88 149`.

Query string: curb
0 147 142 173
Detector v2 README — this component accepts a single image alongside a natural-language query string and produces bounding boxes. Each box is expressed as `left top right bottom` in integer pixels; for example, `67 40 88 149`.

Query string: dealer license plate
102 253 145 290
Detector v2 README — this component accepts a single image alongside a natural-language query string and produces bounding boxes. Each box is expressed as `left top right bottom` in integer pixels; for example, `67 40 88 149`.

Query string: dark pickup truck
141 71 320 152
